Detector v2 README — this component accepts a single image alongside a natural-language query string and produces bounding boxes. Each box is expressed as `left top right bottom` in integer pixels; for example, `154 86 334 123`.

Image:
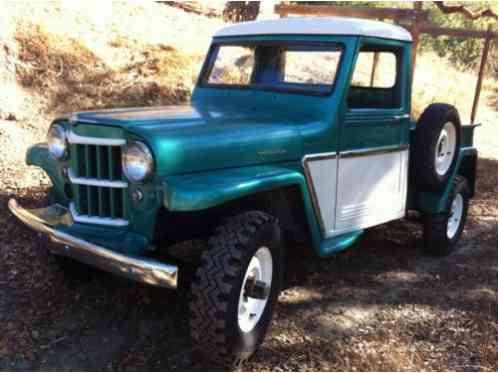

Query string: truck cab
9 17 478 367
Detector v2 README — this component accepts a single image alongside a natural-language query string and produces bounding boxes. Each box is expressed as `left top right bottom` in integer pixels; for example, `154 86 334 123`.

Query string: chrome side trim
393 114 410 121
8 199 177 289
302 151 338 163
340 144 409 158
70 203 129 227
67 131 126 146
68 169 128 188
301 152 337 235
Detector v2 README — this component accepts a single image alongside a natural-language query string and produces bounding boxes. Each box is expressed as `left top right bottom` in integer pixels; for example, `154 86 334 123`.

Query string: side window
348 46 401 109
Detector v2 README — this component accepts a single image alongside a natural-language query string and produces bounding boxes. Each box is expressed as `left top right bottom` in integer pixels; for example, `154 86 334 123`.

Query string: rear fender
415 147 477 214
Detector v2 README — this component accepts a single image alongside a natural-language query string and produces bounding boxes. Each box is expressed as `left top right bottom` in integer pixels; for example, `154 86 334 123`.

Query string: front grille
73 183 125 219
73 144 123 181
68 133 128 226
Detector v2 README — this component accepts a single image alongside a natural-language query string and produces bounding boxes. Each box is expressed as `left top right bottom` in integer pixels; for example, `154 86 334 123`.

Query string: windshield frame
198 40 345 97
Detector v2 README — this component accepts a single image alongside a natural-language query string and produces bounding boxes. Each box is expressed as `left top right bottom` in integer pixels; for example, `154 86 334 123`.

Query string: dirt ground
1 157 497 371
1 2 497 371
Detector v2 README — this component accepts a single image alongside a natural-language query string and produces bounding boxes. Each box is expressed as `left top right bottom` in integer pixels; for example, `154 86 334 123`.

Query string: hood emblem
257 149 287 156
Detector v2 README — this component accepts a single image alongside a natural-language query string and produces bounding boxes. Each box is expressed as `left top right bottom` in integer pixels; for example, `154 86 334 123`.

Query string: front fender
26 143 68 203
161 163 322 248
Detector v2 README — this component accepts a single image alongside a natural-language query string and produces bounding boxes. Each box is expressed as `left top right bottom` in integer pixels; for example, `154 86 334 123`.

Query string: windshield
202 42 343 95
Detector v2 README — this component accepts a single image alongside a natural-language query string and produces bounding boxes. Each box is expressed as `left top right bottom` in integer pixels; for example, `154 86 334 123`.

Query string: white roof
215 17 412 42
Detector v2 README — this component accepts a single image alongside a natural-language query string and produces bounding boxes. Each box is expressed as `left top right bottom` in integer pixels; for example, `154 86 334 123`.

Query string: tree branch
434 1 498 21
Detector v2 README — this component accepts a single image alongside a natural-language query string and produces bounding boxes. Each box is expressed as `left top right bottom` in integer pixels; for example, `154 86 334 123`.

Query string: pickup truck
9 17 478 367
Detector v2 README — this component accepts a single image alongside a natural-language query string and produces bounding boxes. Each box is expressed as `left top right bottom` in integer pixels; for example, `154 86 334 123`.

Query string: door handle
393 114 410 121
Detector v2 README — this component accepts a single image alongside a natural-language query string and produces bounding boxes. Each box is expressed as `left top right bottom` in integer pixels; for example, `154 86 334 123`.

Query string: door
334 41 411 235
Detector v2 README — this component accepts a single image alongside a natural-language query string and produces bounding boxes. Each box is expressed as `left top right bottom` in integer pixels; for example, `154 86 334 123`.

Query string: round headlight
47 124 67 160
122 141 154 182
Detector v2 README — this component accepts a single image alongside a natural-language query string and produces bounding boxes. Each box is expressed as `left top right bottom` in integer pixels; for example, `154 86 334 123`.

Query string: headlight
122 141 154 182
47 124 68 160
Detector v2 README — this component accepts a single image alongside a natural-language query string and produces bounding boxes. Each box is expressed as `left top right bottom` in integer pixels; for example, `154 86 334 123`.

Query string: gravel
1 2 497 370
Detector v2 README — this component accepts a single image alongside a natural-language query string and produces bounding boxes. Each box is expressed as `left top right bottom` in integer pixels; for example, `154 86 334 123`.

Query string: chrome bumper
8 199 178 289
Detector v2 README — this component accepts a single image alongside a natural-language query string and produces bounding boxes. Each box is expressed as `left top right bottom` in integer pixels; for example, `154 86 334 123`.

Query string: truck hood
73 104 315 176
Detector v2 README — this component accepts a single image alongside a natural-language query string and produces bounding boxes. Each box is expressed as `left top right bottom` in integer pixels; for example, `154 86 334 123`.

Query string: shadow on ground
1 157 497 371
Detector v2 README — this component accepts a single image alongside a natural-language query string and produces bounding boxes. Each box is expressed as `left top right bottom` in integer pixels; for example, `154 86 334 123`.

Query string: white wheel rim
238 246 273 333
435 122 457 176
447 193 464 239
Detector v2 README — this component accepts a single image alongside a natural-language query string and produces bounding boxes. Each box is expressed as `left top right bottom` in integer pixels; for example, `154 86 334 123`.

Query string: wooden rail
275 3 427 21
419 24 498 39
471 26 494 124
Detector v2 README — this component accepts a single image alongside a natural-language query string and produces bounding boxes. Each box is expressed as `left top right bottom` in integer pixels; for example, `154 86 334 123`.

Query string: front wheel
423 177 470 256
188 211 284 368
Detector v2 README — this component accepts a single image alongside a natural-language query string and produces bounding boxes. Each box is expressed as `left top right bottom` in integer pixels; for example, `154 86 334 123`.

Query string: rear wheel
423 177 470 256
188 211 284 368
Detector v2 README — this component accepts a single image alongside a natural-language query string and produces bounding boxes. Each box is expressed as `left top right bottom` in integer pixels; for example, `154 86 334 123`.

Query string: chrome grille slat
96 145 102 180
68 169 127 188
107 147 114 180
68 131 126 146
84 145 91 178
70 203 128 227
86 184 93 215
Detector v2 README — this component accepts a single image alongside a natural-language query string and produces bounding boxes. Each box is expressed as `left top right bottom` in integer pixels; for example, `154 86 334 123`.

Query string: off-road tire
188 211 284 368
423 176 470 256
413 103 461 191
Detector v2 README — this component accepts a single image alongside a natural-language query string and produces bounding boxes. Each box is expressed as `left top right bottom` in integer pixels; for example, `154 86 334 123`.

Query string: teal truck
9 17 478 366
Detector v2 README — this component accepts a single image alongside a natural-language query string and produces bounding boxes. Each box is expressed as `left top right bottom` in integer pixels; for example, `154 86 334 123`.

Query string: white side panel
307 157 338 237
335 150 409 234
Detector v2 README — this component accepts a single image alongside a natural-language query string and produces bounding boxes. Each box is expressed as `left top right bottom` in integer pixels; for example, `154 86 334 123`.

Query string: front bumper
8 199 178 289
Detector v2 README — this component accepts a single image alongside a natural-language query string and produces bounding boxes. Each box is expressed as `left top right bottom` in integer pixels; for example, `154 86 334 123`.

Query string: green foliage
420 2 497 74
290 2 497 74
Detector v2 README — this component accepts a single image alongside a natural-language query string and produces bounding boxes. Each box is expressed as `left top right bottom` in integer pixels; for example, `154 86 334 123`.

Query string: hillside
0 1 222 192
1 2 497 174
0 3 497 371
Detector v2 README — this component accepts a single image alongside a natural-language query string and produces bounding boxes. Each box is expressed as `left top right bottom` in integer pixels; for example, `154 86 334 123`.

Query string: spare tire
413 103 461 191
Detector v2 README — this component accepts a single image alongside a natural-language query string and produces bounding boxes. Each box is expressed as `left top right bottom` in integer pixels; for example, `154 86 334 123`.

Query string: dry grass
412 51 496 122
0 2 497 371
3 2 496 131
15 24 201 114
1 1 222 120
